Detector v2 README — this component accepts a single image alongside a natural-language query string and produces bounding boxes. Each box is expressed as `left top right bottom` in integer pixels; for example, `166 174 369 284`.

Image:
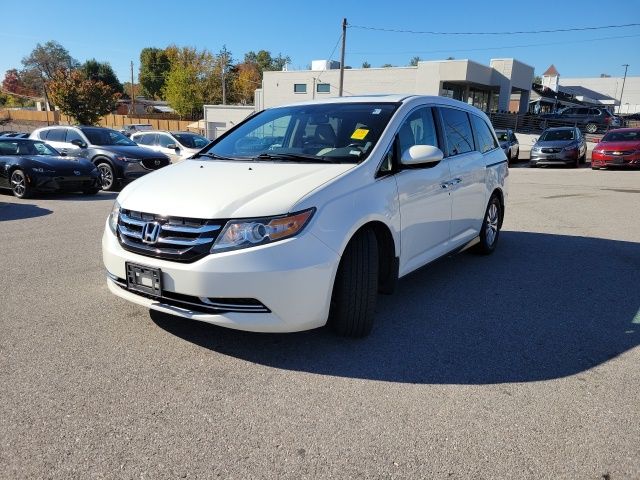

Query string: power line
316 32 343 83
348 33 640 56
348 22 640 36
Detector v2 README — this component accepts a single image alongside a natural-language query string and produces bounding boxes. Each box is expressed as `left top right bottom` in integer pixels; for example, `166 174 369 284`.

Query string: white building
254 58 534 114
560 76 640 115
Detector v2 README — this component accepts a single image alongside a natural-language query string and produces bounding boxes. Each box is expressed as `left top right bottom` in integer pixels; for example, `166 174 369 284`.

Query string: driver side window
397 107 438 158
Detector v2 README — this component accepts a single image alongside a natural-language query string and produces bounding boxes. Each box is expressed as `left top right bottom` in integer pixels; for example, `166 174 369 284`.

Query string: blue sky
1 0 639 84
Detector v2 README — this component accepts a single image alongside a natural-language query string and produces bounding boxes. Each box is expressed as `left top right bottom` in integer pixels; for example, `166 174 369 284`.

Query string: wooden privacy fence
0 109 202 133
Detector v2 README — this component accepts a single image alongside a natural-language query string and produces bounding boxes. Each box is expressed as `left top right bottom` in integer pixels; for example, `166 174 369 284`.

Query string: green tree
533 75 542 84
361 61 371 68
409 56 421 66
21 41 78 91
48 69 120 125
82 59 123 95
243 50 290 73
139 47 171 99
164 65 202 118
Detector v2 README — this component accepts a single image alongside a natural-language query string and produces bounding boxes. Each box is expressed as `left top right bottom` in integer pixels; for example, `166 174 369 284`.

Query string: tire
573 155 580 168
585 123 598 134
82 188 100 195
97 162 117 191
579 153 587 165
328 229 379 338
474 195 502 255
513 147 519 161
10 169 31 199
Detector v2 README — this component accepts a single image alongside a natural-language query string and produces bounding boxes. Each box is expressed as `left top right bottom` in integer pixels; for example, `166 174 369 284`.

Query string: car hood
118 159 356 218
535 140 576 148
596 140 640 151
93 145 169 159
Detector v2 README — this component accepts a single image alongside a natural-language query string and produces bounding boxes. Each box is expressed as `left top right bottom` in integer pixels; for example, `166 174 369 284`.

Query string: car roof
544 126 577 131
276 94 474 110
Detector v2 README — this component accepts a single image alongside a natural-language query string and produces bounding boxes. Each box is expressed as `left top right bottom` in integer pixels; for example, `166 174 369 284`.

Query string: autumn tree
21 41 78 93
82 59 123 95
233 62 261 104
139 47 171 99
163 65 202 118
244 50 290 74
48 69 120 125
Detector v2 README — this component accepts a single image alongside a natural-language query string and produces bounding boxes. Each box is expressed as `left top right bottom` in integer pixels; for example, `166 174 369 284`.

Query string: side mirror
532 138 538 144
400 145 443 166
71 139 87 148
59 152 67 157
166 143 178 150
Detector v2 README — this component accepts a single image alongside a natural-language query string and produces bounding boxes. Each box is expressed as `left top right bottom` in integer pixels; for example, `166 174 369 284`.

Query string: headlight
114 156 140 163
108 200 120 235
532 146 541 152
211 208 315 253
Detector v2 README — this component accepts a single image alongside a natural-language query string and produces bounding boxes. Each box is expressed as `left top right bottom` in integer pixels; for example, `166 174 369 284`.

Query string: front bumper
31 173 100 192
530 149 579 166
591 153 640 168
102 225 341 333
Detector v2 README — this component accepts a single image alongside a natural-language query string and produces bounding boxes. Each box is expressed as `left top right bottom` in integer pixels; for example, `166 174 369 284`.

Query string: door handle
450 178 462 185
440 182 450 189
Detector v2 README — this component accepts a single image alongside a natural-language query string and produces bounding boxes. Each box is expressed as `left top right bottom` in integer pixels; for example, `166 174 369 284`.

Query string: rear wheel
82 188 100 195
585 123 598 134
10 169 31 199
97 162 117 191
328 229 379 338
474 195 502 255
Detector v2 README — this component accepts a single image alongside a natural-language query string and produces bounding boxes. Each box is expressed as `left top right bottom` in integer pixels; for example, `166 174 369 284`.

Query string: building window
294 83 307 93
316 83 330 93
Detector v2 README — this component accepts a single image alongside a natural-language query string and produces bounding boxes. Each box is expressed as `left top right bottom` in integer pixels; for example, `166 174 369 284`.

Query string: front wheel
328 229 379 338
10 169 31 199
474 195 502 255
97 162 117 191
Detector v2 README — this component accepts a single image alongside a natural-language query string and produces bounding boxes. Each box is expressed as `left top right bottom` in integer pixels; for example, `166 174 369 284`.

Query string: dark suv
29 126 171 191
541 107 621 134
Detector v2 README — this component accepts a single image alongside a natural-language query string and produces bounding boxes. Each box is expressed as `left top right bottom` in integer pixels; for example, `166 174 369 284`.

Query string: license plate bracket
126 262 162 297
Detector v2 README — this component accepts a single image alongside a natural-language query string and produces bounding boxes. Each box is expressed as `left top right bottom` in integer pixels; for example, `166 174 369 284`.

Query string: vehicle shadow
0 190 118 202
0 201 52 221
150 231 640 385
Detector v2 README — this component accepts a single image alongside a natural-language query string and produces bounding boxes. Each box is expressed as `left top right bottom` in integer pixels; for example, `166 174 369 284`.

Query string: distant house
116 97 176 115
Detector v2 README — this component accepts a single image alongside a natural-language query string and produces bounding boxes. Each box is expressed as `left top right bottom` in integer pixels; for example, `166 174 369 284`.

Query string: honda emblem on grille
142 222 161 244
73 170 81 176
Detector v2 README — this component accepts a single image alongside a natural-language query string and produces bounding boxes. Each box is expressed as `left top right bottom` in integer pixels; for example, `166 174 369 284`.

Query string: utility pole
339 18 347 97
221 51 228 105
618 64 629 115
130 61 135 116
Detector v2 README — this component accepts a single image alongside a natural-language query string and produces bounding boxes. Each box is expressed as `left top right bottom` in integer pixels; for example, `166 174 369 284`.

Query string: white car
131 130 210 162
103 95 508 337
119 124 153 137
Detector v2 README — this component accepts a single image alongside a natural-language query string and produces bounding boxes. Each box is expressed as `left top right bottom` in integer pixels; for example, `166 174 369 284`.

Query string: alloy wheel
98 164 113 190
485 203 499 247
10 170 26 197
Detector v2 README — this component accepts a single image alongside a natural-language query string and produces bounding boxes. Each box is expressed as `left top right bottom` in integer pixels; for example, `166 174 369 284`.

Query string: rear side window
66 129 84 143
38 130 50 140
136 133 156 145
470 114 498 154
158 135 175 147
47 128 66 142
439 108 474 156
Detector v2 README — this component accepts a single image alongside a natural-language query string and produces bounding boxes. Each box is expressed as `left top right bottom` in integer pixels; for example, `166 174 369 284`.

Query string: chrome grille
603 150 634 156
107 273 270 314
140 157 170 170
541 148 561 153
117 209 223 262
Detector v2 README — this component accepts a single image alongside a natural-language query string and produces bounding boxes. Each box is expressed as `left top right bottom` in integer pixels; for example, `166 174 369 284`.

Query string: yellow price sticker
351 128 369 140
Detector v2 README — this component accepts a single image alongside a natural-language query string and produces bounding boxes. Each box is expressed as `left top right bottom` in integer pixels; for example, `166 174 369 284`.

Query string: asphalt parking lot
1 168 639 479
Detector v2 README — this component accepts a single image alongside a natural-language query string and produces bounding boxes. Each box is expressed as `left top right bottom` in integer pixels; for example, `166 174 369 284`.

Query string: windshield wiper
254 153 339 163
194 152 236 161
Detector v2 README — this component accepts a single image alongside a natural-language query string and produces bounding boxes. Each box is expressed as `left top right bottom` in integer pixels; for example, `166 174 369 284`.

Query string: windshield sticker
372 108 382 115
351 128 369 140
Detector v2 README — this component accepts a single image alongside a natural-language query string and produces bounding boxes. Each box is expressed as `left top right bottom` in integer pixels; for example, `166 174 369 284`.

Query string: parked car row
539 107 622 134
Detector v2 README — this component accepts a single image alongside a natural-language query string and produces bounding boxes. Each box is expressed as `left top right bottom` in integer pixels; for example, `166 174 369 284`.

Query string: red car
591 128 640 169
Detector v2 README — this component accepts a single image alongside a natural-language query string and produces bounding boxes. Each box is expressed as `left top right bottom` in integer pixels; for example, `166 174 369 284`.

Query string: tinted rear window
440 108 475 156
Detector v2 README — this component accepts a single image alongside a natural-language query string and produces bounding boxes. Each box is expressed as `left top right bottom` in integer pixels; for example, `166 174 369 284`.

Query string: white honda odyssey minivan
102 95 508 337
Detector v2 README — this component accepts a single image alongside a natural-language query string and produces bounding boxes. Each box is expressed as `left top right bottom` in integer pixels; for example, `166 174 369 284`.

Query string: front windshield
540 130 575 141
174 133 209 149
200 102 398 163
80 127 137 146
496 132 509 142
602 130 640 142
